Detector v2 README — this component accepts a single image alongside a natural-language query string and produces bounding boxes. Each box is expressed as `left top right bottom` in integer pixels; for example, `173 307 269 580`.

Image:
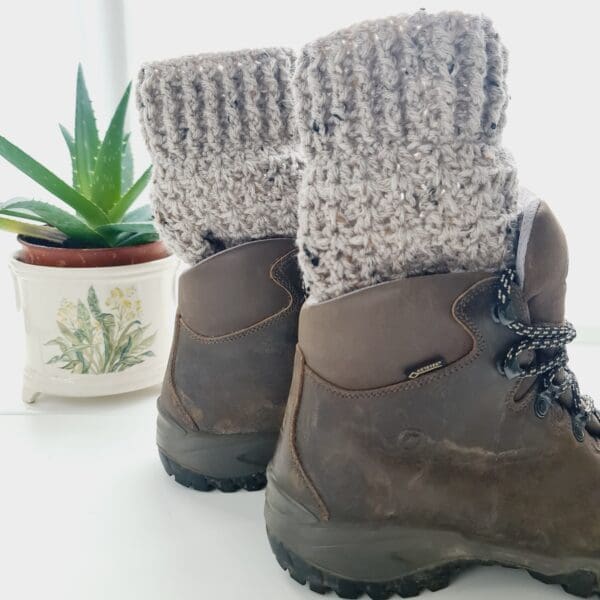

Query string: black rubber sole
159 450 266 493
269 534 465 599
269 535 600 599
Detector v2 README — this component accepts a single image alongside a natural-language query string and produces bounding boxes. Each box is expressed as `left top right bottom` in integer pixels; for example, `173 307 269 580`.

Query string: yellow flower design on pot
46 286 156 374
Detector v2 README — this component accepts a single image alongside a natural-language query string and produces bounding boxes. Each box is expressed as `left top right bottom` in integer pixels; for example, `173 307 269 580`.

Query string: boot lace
494 268 597 442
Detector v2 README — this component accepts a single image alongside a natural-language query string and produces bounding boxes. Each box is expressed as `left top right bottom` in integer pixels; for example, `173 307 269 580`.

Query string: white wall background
0 0 598 335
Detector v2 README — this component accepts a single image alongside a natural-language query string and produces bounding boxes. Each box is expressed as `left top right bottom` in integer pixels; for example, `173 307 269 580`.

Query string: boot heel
267 533 461 599
157 409 277 492
265 475 470 597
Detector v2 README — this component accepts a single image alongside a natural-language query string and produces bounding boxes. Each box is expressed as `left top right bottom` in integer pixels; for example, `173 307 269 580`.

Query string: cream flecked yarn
294 11 519 301
136 48 301 263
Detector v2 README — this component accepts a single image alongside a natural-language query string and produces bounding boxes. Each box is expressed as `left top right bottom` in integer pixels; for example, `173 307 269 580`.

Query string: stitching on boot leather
288 350 330 521
302 278 496 398
179 249 301 344
271 249 305 310
165 315 200 432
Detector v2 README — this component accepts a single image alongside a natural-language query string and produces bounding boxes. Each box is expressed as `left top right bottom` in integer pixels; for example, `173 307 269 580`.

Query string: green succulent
0 65 156 248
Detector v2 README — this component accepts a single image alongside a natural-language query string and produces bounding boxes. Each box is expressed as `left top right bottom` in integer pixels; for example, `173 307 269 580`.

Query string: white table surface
0 235 598 600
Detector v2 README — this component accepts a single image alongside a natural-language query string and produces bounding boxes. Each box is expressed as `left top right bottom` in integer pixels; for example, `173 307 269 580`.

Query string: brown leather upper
160 238 305 435
179 238 298 337
270 202 600 559
300 272 485 389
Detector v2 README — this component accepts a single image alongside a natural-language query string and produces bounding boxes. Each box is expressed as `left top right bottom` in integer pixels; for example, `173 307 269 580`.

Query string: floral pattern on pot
45 286 156 374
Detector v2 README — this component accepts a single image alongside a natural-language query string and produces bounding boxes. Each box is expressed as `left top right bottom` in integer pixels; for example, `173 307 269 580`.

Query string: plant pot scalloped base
22 386 40 404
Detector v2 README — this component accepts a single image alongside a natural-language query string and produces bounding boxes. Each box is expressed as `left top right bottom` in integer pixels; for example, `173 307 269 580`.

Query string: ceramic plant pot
10 238 178 403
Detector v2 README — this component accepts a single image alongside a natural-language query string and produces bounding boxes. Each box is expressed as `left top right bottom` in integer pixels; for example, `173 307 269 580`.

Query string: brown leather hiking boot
265 200 600 597
158 238 304 492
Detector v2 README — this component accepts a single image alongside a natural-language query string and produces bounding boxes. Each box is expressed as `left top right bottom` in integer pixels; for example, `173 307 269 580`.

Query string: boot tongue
516 197 600 437
517 197 569 324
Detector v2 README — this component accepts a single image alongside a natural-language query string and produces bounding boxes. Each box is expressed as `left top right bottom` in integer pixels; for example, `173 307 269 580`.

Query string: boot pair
138 11 600 598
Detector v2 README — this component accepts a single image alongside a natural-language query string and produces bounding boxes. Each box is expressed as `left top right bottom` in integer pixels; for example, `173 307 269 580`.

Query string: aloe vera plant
0 66 156 248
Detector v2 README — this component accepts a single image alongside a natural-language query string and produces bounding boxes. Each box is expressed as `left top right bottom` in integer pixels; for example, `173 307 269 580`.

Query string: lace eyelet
543 372 561 389
491 300 518 327
534 389 554 419
571 413 587 443
497 354 524 380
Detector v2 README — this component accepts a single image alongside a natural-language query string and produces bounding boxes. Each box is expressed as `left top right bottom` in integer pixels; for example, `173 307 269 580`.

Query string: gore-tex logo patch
406 358 446 380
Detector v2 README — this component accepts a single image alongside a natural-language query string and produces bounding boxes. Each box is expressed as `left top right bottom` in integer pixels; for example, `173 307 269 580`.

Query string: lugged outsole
268 534 600 599
158 450 266 493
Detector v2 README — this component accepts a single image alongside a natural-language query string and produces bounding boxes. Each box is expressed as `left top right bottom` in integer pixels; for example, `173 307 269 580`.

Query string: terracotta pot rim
16 236 171 268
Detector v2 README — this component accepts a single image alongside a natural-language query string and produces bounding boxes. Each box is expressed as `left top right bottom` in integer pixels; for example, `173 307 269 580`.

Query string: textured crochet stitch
136 48 301 263
294 11 519 301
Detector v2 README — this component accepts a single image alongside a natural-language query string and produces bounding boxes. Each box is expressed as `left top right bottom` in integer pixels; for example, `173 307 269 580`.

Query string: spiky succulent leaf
95 222 156 236
121 133 133 193
0 216 66 243
109 165 152 221
122 204 153 223
112 231 159 247
0 135 108 225
74 65 100 198
91 83 131 213
96 221 158 248
0 198 107 246
0 198 46 222
59 124 79 191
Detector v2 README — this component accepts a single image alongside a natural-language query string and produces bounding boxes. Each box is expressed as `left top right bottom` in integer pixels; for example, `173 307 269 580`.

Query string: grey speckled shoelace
495 268 596 442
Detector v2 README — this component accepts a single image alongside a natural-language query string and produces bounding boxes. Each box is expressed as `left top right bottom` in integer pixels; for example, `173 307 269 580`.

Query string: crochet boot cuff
137 48 301 263
294 11 519 301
